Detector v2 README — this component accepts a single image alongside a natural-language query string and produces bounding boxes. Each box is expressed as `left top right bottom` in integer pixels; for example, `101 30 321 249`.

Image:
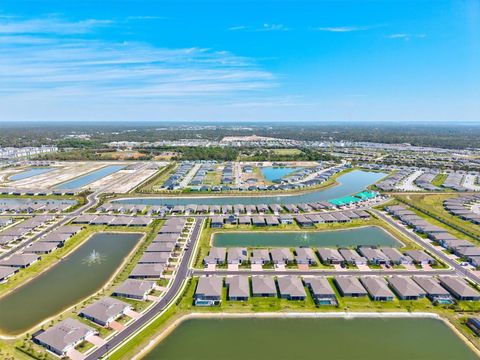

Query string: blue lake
55 165 125 189
114 170 386 206
261 167 303 181
9 167 54 181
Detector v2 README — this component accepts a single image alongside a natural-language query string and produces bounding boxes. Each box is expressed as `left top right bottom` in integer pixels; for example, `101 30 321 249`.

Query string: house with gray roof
33 318 97 356
360 277 395 301
227 247 248 264
295 247 317 265
304 277 336 305
129 264 164 279
412 276 453 303
225 275 249 301
438 276 480 301
339 249 367 266
380 247 413 265
113 279 155 300
79 297 131 327
270 248 293 264
0 266 18 283
334 276 367 297
146 242 176 253
317 248 343 265
0 253 40 268
251 275 277 297
194 276 222 306
250 249 270 265
203 247 226 265
358 247 390 265
387 276 426 300
24 241 59 254
404 250 436 265
153 233 179 243
138 252 170 265
277 276 307 300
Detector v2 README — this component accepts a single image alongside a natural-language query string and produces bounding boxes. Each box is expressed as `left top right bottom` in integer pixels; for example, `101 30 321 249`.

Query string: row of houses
72 214 152 227
209 210 371 228
203 246 435 267
162 161 195 190
0 215 56 246
0 225 83 283
194 275 480 306
0 201 74 214
0 187 80 196
444 195 480 225
386 205 480 267
96 203 148 214
189 162 217 186
375 169 416 191
115 217 190 291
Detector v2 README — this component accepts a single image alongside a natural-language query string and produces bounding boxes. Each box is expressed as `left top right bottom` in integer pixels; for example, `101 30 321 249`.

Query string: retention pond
143 317 478 360
0 232 141 335
212 226 403 248
55 165 125 189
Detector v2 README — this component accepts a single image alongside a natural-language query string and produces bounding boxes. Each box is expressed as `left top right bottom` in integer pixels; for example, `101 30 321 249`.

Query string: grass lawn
269 148 304 155
432 173 448 187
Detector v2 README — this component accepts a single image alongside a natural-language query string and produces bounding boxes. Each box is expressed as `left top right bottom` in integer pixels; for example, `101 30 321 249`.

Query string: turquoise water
142 318 478 360
9 167 54 181
114 170 385 206
213 226 402 248
55 165 125 189
261 166 303 181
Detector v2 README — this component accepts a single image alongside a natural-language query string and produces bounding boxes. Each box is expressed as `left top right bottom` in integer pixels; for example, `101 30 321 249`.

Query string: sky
0 0 479 122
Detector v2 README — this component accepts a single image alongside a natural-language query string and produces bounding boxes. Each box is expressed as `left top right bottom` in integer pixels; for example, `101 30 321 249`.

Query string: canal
212 226 403 248
0 232 141 335
55 165 125 189
142 317 478 360
114 170 385 206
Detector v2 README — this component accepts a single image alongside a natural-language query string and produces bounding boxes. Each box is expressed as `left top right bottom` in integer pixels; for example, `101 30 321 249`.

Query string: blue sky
0 0 479 122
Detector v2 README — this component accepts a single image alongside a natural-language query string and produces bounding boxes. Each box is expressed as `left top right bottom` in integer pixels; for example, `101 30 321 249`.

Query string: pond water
0 232 141 335
114 170 385 206
260 166 303 181
55 165 125 189
212 226 402 248
142 317 478 360
9 167 54 181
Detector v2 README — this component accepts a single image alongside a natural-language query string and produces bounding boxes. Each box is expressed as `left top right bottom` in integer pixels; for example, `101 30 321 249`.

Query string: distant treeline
2 121 480 150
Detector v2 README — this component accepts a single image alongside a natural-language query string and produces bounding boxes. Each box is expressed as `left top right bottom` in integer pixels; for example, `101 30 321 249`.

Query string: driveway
86 335 106 347
66 348 85 360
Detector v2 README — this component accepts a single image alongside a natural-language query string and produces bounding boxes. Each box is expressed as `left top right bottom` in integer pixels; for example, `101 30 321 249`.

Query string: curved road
84 217 204 360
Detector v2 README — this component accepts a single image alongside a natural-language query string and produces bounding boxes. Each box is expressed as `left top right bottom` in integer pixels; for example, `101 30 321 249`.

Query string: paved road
193 269 456 276
0 192 98 260
84 217 205 360
372 209 480 284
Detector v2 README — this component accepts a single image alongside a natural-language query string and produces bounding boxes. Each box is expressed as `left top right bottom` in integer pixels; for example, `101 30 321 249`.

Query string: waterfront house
270 248 294 264
113 279 155 300
304 277 337 305
33 318 97 356
194 276 222 306
250 249 270 265
79 297 132 327
129 264 164 279
360 277 395 301
225 275 249 301
317 248 344 265
204 247 227 265
251 275 277 297
412 276 453 303
339 249 367 266
227 247 248 265
334 276 367 297
387 276 426 300
404 250 436 265
277 276 307 300
295 247 317 265
438 276 480 301
358 247 390 265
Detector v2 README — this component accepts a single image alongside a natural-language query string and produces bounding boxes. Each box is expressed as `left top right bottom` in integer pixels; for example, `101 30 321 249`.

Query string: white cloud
313 25 383 33
0 17 112 34
386 33 427 40
228 23 289 32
